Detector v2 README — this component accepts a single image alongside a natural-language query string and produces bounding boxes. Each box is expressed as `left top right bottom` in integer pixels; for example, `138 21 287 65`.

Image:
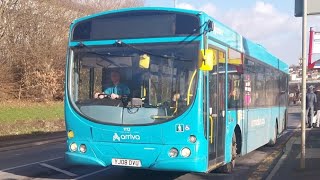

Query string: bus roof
71 7 201 24
202 13 289 73
71 7 288 73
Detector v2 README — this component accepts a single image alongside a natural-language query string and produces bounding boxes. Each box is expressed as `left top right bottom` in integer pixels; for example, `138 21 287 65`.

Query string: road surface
0 107 301 180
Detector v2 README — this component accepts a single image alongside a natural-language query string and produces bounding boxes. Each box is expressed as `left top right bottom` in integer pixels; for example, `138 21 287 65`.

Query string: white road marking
0 156 63 172
73 167 111 180
39 163 77 177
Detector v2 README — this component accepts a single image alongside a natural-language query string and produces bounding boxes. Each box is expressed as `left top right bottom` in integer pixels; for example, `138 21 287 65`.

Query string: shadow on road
0 131 65 148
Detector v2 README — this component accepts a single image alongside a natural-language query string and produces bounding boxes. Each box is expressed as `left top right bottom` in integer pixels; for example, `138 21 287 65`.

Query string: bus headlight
181 148 191 157
189 135 197 143
70 143 77 152
169 148 178 158
79 144 87 153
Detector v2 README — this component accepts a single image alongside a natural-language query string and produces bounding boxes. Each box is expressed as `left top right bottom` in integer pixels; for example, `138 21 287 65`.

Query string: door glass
216 63 226 158
208 49 226 160
209 66 218 158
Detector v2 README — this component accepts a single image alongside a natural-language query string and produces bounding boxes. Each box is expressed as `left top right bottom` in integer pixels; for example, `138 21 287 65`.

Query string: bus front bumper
65 152 206 172
65 141 207 172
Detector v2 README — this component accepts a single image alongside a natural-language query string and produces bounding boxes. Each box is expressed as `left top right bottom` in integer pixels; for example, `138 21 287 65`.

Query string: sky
144 0 320 66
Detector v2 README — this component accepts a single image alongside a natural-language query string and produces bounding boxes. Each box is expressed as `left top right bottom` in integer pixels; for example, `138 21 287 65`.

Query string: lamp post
301 0 307 169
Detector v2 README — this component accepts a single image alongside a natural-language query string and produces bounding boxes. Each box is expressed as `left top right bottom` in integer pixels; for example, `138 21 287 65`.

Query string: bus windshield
69 42 199 125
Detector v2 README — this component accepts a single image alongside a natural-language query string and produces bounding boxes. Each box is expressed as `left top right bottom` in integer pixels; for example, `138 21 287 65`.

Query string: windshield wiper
75 42 133 57
74 42 124 67
75 41 192 61
115 40 192 61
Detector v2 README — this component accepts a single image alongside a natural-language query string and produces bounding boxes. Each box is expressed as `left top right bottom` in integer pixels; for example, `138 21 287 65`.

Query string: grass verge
0 101 65 136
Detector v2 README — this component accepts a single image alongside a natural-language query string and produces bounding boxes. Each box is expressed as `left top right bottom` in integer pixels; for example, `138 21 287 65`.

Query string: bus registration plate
112 158 142 167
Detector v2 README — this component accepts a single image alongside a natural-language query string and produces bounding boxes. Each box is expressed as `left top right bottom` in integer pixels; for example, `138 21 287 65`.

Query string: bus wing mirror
207 20 214 32
139 54 150 69
199 49 214 71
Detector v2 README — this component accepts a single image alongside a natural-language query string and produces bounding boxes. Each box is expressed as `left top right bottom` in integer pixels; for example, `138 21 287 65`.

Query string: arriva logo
113 133 120 141
113 133 140 141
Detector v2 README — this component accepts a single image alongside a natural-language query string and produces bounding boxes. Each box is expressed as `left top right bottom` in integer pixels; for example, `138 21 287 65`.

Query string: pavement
266 127 320 180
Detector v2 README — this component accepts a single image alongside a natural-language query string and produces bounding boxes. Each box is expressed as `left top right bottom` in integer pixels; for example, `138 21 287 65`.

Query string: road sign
295 0 320 17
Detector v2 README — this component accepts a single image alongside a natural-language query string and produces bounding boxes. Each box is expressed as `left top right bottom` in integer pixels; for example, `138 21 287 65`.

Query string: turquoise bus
65 7 289 173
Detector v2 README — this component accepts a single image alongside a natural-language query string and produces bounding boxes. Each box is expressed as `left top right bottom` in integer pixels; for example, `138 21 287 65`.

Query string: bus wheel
218 133 237 173
284 109 288 130
267 122 278 146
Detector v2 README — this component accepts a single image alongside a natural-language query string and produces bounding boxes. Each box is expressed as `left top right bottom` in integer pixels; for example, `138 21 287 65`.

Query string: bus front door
208 49 226 169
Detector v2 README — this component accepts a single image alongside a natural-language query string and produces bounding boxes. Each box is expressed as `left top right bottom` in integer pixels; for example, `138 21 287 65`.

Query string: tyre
284 110 288 130
267 122 278 146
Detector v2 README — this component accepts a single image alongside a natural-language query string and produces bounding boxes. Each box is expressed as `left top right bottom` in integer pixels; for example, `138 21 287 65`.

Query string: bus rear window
72 11 200 41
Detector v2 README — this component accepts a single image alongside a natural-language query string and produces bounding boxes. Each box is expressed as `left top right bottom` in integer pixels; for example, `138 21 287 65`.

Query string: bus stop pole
301 0 307 170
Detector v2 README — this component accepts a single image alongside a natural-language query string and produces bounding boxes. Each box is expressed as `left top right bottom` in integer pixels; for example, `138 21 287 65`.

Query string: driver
95 70 130 99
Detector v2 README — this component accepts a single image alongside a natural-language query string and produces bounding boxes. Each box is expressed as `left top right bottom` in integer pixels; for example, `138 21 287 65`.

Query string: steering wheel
96 93 111 99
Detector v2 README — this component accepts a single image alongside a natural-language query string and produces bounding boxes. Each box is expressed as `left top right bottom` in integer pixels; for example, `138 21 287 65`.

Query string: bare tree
73 0 144 12
0 0 143 101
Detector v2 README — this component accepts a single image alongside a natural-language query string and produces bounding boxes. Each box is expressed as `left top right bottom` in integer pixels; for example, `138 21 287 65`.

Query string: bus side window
228 74 241 109
254 63 265 107
227 48 243 109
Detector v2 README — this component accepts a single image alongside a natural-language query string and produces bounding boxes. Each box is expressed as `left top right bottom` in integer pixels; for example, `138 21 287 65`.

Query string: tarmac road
0 107 301 180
